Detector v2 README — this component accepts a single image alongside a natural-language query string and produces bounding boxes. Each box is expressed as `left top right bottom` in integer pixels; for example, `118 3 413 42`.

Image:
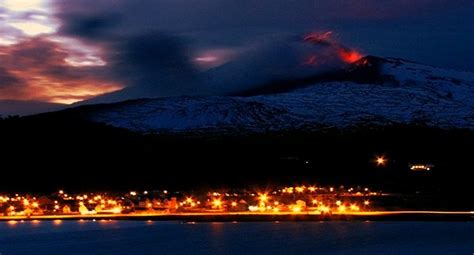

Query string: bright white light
2 0 47 12
2 0 58 38
195 56 218 62
0 36 18 46
65 56 107 67
9 22 56 36
53 37 108 67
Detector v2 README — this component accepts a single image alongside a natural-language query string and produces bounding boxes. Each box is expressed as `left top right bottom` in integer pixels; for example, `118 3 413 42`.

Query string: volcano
49 56 474 135
1 56 473 191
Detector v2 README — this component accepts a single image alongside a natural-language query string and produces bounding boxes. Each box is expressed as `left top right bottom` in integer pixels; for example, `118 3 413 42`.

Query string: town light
212 198 222 208
258 193 269 203
319 205 330 213
350 204 360 211
111 207 122 214
231 202 238 207
376 156 387 166
338 205 346 212
292 206 302 213
364 200 370 206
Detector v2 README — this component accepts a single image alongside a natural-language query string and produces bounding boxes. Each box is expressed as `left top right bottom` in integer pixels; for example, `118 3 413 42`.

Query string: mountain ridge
79 56 474 135
7 56 473 136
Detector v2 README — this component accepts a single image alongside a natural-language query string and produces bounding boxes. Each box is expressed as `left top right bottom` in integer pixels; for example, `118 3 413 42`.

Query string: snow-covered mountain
81 56 474 134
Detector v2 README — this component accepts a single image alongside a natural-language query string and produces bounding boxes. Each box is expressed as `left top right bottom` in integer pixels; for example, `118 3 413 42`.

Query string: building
409 163 434 172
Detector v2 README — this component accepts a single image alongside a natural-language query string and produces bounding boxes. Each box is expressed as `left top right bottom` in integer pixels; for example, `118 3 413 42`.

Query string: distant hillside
0 56 472 195
0 100 66 117
76 56 474 135
0 110 472 196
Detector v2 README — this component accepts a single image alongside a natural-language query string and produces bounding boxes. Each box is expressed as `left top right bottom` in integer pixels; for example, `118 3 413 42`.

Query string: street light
258 193 269 203
375 156 387 166
212 198 222 208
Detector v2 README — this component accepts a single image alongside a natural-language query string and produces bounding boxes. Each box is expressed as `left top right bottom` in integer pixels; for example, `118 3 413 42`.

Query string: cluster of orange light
1 185 378 217
410 165 432 171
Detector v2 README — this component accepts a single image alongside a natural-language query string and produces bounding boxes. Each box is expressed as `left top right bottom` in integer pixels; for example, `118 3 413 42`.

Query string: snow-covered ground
85 57 474 134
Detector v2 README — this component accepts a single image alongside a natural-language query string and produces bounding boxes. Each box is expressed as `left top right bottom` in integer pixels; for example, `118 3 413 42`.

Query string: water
0 220 472 255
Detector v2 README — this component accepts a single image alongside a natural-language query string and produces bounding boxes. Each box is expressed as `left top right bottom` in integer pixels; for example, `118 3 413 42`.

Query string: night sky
0 0 473 106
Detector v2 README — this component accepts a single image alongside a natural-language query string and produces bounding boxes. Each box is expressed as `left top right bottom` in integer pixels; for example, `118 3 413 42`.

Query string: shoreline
1 211 473 222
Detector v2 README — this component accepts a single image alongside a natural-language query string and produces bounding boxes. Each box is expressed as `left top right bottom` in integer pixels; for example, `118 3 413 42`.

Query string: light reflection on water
0 221 472 255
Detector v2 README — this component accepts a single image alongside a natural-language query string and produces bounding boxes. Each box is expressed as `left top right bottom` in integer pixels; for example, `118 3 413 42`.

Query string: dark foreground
0 221 472 255
1 112 473 199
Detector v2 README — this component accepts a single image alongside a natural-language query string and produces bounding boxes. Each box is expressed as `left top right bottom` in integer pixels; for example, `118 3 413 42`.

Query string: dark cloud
48 0 474 104
114 33 194 76
58 13 122 39
82 31 363 104
54 0 473 37
52 0 474 71
0 37 122 103
82 33 201 104
0 37 110 80
0 0 471 109
0 67 24 88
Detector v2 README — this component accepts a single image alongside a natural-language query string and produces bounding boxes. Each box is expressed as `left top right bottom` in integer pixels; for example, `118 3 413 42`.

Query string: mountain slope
0 100 66 117
0 56 473 191
82 56 474 134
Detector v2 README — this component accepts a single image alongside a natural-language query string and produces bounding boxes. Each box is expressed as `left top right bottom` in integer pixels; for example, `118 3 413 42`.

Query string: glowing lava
303 31 363 64
338 48 363 64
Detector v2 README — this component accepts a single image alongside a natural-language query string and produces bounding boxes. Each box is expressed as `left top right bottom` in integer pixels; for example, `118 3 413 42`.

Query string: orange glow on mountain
338 48 363 63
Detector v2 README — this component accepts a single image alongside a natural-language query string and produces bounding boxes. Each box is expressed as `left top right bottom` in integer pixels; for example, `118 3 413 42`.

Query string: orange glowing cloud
0 37 123 104
303 31 363 64
0 73 122 104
